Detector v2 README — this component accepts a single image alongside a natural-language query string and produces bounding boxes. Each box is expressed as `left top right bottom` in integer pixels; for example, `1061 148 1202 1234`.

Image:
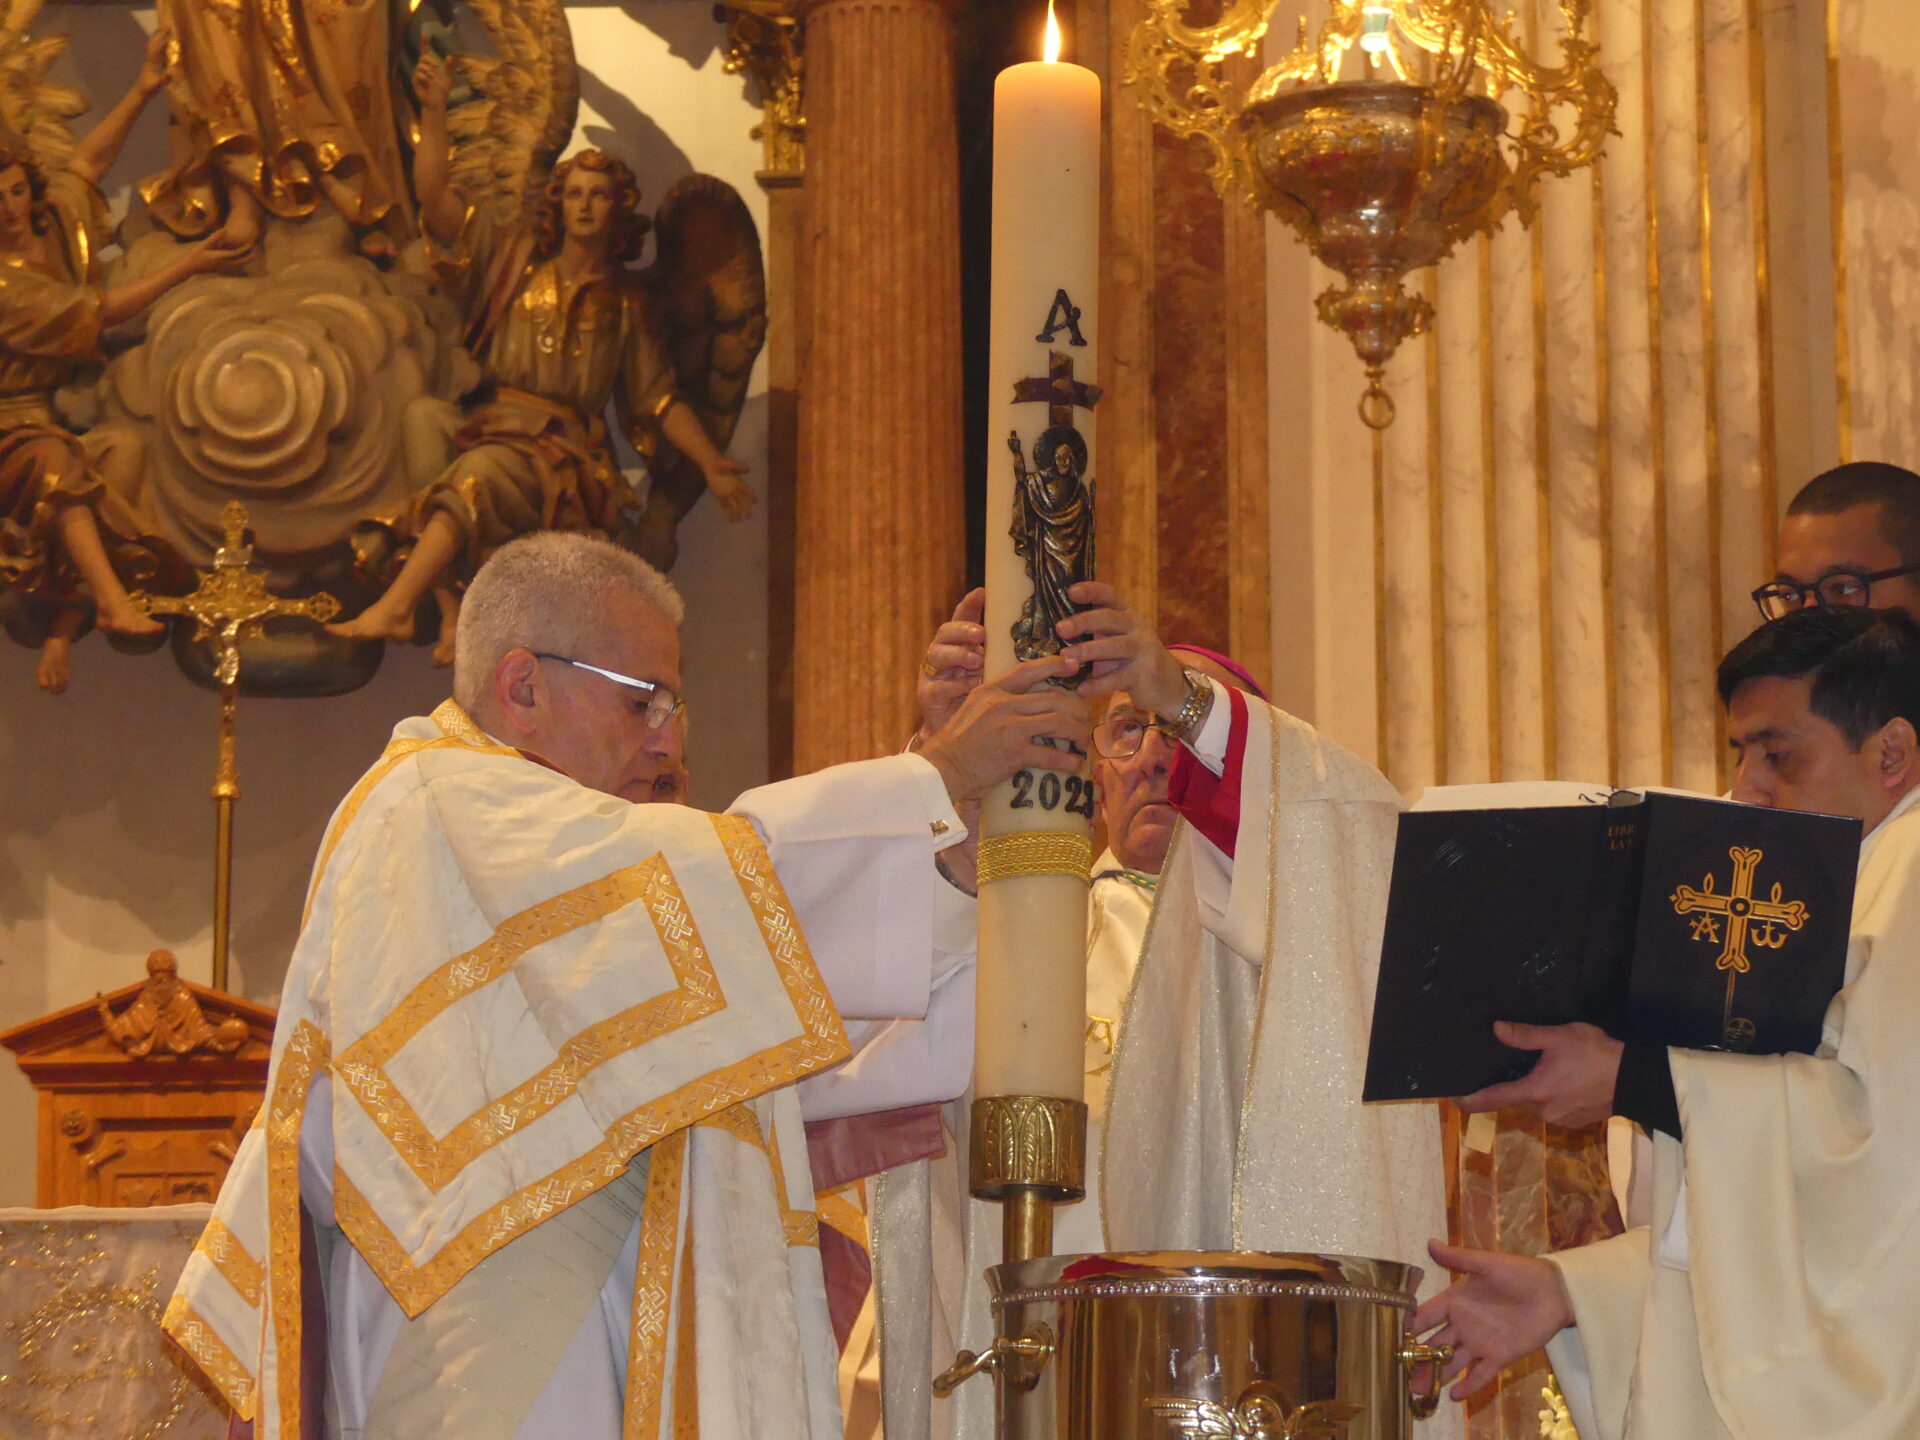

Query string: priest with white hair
166 530 1092 1440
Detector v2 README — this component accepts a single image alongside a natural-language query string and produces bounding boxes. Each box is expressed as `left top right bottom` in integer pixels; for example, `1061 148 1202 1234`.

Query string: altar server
1416 606 1920 1440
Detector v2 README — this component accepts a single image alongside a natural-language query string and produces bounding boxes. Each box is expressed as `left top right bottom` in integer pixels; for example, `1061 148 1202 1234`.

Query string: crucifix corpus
130 502 342 993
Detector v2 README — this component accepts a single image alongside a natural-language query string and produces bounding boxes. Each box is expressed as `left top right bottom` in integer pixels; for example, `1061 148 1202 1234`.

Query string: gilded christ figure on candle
1009 423 1095 664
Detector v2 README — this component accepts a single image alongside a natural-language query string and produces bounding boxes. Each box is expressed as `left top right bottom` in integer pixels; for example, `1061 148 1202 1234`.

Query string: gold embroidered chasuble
165 701 852 1439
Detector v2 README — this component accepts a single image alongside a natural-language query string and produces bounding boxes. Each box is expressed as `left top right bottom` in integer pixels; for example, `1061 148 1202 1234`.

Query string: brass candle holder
969 1093 1088 1265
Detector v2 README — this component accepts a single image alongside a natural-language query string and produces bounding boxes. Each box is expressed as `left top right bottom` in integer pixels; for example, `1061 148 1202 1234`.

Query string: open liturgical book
1363 783 1862 1102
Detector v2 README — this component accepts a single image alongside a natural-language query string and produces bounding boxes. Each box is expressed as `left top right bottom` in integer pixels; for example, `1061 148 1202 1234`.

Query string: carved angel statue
141 0 414 252
329 48 767 660
0 16 249 693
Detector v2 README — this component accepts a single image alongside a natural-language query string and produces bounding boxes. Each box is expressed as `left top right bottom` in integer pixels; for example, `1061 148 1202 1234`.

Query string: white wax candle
975 20 1102 1102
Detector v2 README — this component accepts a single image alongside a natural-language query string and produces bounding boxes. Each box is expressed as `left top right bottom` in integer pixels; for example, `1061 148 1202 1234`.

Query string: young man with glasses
1753 461 1920 622
1411 607 1920 1439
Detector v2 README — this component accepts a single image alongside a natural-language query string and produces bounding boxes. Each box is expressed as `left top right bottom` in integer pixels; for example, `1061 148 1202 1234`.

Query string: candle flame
1043 0 1062 63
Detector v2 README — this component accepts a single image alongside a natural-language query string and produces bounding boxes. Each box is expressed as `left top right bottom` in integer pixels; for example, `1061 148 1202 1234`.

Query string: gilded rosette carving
96 218 474 566
970 1095 1087 1202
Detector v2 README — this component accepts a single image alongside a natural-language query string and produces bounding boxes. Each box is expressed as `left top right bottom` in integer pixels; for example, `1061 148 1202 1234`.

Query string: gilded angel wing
1148 1399 1241 1440
625 173 767 571
442 0 579 220
0 0 86 172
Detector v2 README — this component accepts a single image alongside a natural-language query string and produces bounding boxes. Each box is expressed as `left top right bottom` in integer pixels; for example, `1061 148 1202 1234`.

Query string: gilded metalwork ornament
718 1 805 178
969 1094 1088 1202
1152 1381 1362 1440
129 502 340 990
1126 0 1616 426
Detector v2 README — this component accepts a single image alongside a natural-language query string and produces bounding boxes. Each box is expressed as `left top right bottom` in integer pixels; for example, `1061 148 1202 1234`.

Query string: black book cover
1362 792 1861 1102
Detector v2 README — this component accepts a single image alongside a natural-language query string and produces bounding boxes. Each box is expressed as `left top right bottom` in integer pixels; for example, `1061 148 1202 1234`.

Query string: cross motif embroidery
1670 846 1809 1047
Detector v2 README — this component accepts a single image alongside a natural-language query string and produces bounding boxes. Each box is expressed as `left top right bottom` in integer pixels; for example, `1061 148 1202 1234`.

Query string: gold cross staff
1670 845 1810 1048
129 501 341 993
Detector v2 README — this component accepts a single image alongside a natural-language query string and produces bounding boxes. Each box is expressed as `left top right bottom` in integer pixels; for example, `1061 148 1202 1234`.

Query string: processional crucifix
1670 845 1810 1048
130 502 341 992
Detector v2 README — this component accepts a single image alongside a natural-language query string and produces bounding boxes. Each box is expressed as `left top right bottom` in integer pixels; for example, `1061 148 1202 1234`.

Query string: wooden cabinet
0 958 274 1209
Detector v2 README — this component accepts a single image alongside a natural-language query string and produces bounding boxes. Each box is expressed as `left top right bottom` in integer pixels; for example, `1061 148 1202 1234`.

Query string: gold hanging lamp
1128 0 1616 427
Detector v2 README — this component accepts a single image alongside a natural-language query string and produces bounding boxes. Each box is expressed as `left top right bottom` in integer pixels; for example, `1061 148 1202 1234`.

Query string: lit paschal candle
975 1 1102 1102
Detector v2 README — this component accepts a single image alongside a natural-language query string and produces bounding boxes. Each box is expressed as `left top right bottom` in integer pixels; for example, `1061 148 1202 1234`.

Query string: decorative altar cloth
0 1204 227 1439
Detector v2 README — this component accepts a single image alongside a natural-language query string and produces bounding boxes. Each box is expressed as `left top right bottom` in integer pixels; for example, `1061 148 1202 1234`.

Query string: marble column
792 0 965 774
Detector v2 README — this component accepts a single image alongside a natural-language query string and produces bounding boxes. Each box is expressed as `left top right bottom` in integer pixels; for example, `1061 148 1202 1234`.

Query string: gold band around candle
976 831 1093 887
969 1095 1089 1201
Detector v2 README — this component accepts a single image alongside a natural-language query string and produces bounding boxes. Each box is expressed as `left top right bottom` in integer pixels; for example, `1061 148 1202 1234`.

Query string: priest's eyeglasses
532 652 686 729
1092 710 1178 759
1750 563 1920 621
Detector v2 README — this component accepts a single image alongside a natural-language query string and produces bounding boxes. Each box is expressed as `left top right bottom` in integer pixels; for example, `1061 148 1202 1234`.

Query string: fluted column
792 0 965 773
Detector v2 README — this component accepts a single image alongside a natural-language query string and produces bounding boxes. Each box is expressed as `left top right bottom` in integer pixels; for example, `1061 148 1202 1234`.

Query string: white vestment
1547 783 1920 1440
166 701 973 1440
1103 686 1458 1440
883 690 1452 1440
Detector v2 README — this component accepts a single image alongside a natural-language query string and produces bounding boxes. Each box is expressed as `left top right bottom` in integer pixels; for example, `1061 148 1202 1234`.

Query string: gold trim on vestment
336 854 723 1191
268 1020 330 1434
815 1183 869 1251
160 1297 254 1417
626 1128 687 1440
195 1218 264 1307
712 814 848 1058
430 697 493 748
330 814 848 1318
672 1212 700 1440
696 1104 819 1248
303 703 522 924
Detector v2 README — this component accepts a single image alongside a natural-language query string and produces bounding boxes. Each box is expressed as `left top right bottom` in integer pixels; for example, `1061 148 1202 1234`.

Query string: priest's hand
917 654 1091 803
1055 581 1187 714
1413 1241 1574 1400
1456 1021 1624 1128
916 588 987 740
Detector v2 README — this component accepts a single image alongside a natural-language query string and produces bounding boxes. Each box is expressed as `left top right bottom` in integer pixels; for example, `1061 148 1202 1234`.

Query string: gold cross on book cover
1364 788 1860 1101
1672 846 1813 1048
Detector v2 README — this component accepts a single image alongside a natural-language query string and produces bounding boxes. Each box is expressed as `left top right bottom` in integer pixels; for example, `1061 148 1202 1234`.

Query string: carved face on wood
536 150 649 263
0 159 44 249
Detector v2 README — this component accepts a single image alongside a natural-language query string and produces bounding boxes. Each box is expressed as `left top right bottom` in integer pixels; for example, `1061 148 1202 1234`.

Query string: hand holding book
1363 788 1861 1103
1453 1021 1625 1128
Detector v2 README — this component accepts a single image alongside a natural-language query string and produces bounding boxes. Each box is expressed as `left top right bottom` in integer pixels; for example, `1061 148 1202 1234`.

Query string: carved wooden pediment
1 954 276 1208
0 968 274 1087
